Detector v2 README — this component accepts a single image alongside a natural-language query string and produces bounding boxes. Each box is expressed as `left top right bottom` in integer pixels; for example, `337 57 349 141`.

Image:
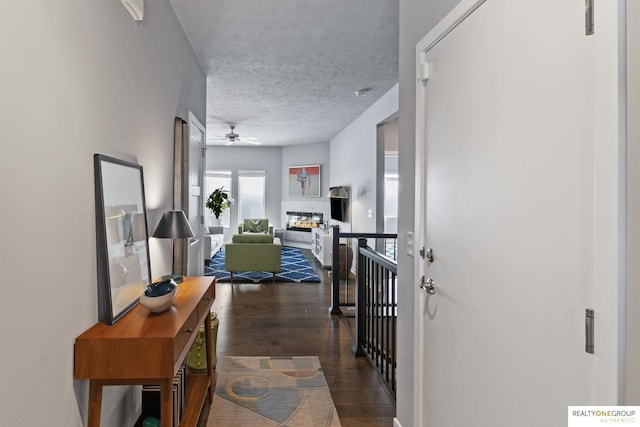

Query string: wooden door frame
173 116 189 276
173 112 206 276
412 0 627 424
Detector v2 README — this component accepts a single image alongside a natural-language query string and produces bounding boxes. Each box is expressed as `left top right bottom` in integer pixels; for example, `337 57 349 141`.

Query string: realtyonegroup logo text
569 407 639 426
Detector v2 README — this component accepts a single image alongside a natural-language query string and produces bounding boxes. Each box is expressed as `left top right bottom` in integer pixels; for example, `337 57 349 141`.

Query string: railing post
352 238 368 356
328 226 342 315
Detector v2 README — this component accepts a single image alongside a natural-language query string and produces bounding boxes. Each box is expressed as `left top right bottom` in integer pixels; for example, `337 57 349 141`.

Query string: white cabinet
312 228 332 268
284 229 312 249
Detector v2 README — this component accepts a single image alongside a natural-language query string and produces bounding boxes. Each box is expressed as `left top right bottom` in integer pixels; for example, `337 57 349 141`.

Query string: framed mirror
94 154 152 324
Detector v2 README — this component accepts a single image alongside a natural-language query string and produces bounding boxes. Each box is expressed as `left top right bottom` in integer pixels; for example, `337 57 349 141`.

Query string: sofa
238 218 274 235
204 234 224 265
224 233 281 283
203 226 224 266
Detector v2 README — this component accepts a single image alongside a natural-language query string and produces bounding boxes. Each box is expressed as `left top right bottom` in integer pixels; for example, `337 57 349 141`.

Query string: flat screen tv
330 197 348 222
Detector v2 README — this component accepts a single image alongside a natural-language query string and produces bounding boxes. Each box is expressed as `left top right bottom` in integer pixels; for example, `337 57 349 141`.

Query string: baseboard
284 241 312 250
393 417 403 427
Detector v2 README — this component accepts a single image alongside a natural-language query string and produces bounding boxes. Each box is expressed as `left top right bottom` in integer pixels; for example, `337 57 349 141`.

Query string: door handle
419 276 436 294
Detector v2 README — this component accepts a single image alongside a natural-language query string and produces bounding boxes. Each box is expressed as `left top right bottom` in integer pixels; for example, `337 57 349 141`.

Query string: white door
414 0 624 425
187 112 205 276
628 1 640 405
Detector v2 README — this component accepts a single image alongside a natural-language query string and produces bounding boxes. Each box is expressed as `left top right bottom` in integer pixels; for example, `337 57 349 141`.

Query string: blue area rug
205 246 321 283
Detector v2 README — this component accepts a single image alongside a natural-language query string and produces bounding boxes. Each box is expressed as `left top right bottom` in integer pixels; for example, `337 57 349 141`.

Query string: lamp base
161 274 184 284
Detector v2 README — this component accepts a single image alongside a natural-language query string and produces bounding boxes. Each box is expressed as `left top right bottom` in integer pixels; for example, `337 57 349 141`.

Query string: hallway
199 251 396 426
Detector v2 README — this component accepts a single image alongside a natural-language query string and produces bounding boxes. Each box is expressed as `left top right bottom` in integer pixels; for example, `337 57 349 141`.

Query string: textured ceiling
169 0 398 146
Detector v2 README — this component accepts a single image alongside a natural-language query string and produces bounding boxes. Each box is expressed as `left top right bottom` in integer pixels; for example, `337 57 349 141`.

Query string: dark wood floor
197 249 396 427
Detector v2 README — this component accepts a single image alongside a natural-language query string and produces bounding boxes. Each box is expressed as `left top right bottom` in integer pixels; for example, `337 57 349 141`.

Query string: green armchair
224 234 282 283
238 218 274 235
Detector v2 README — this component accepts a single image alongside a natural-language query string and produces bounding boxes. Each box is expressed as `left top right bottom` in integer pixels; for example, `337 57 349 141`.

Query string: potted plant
206 186 234 220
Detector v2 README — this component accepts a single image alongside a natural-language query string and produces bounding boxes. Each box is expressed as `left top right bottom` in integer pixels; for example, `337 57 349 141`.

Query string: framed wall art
288 165 321 197
94 154 152 324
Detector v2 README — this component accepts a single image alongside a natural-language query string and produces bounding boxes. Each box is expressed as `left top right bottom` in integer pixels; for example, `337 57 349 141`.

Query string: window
384 153 398 234
383 171 399 260
205 171 232 228
238 170 266 221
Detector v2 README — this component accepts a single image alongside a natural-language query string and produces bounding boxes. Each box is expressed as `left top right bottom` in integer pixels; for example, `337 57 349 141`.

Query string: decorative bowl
140 279 177 313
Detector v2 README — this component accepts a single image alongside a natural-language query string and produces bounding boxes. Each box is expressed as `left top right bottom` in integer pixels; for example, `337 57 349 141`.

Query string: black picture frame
94 154 152 325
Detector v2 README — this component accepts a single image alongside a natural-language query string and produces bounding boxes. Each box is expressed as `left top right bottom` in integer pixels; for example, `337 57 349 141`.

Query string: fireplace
286 211 324 232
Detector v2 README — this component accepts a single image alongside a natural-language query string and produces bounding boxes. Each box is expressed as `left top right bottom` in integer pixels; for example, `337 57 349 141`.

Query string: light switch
368 209 374 218
406 231 414 257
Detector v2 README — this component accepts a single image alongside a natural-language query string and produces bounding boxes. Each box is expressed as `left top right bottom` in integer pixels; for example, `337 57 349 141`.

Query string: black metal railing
329 229 397 398
383 236 398 260
355 237 397 397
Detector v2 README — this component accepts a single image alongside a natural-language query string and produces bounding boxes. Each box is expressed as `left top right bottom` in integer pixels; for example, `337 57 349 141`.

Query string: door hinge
201 146 207 158
585 308 594 354
585 0 594 35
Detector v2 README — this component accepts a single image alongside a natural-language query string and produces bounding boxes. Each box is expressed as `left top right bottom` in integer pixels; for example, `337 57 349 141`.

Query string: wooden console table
74 276 215 427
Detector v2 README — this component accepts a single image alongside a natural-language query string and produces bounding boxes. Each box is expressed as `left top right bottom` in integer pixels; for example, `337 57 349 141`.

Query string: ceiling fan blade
208 125 260 145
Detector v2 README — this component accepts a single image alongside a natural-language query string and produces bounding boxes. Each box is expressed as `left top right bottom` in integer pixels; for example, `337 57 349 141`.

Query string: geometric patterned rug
204 246 321 283
207 356 341 427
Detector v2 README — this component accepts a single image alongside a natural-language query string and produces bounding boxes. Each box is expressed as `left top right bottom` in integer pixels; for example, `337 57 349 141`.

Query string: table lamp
152 210 194 283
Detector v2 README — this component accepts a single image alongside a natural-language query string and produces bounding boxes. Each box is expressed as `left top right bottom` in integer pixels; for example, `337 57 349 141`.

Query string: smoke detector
121 0 144 21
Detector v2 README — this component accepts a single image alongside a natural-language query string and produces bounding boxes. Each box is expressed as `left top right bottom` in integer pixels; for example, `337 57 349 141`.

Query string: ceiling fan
209 125 261 146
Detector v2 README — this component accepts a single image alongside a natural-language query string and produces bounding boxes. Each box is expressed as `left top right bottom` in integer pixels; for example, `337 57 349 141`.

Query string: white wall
0 1 205 425
396 1 460 424
205 146 283 235
330 84 399 233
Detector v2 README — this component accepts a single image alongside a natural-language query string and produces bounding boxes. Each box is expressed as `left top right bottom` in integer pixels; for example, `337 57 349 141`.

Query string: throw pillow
245 219 264 233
